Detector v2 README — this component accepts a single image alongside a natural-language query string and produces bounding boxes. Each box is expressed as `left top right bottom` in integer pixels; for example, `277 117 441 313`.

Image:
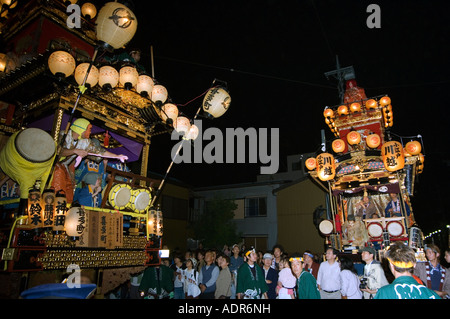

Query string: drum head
387 221 404 237
367 222 383 238
319 220 333 235
108 184 131 210
15 128 56 163
132 189 151 212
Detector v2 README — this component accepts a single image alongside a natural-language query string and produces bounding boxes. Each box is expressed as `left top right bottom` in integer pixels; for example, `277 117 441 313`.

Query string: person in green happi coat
236 248 268 299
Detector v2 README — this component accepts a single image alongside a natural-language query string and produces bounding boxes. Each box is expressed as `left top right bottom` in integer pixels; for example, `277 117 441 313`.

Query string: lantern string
175 86 219 107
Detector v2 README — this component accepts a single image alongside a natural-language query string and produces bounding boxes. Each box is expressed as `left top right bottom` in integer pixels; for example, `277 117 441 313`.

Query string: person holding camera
360 246 389 299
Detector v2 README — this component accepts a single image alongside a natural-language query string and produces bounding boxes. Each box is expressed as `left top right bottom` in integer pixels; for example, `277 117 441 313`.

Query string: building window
245 197 267 217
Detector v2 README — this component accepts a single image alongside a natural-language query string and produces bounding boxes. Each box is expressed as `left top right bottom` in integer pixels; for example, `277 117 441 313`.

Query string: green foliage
191 197 241 249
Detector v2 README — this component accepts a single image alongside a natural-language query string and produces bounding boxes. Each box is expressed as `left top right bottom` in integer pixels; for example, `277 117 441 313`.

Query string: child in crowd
277 257 297 299
184 258 200 299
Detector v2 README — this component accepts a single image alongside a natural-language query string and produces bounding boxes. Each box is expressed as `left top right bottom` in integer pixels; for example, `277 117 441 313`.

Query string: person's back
375 275 440 299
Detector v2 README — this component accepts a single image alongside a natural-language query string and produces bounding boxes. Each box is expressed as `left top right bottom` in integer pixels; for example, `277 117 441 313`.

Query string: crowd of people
109 242 450 300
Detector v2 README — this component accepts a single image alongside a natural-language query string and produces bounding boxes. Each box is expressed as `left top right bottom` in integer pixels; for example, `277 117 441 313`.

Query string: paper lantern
316 153 336 181
48 51 76 78
136 74 154 97
151 85 168 106
379 96 391 106
366 133 381 149
81 2 97 20
337 105 348 116
174 116 191 135
185 124 200 140
202 87 231 118
95 2 138 51
27 188 43 229
65 207 87 238
156 207 163 237
323 108 334 118
119 66 139 89
405 141 421 156
365 99 378 110
347 131 361 145
74 63 99 88
148 207 163 236
161 103 178 124
53 191 68 233
305 157 317 170
418 153 424 164
41 189 55 229
382 141 405 172
0 53 6 72
98 65 119 90
332 139 346 153
349 102 361 113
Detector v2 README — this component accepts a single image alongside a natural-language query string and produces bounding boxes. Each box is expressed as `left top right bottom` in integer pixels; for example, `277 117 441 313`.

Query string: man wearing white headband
236 248 268 299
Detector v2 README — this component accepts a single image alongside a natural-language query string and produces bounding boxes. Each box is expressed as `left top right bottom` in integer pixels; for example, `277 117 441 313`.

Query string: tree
190 197 241 249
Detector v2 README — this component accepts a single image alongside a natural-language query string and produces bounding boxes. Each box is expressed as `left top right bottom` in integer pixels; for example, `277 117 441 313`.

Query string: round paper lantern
174 116 191 135
347 131 361 145
81 2 97 19
305 157 317 170
95 2 138 51
316 153 335 181
185 124 199 140
405 141 421 156
349 102 361 113
53 191 68 234
365 99 378 110
366 133 381 149
403 148 411 157
48 51 76 78
323 108 334 118
27 187 43 229
42 188 55 229
65 206 86 238
161 103 178 124
379 96 391 106
74 63 99 88
151 85 168 106
98 65 119 90
337 105 348 116
136 74 154 97
332 139 346 153
202 87 231 118
382 141 405 172
119 66 139 89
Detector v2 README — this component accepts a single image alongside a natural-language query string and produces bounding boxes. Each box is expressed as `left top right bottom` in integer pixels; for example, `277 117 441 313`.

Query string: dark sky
120 0 449 233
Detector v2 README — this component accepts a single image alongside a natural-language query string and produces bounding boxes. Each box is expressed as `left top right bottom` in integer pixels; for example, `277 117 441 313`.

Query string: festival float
307 64 425 260
0 0 230 298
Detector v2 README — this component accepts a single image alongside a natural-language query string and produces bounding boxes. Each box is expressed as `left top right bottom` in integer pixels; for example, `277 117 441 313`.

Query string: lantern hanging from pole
95 2 138 51
202 87 231 119
365 99 378 110
74 63 99 88
379 96 391 107
48 51 76 78
119 66 139 89
332 139 346 153
382 141 405 172
98 65 119 90
185 124 199 140
316 153 335 181
337 105 348 116
81 2 97 20
156 206 163 237
349 102 361 113
305 157 317 171
65 206 86 239
366 133 381 149
41 188 55 229
27 187 43 229
53 190 68 233
347 131 361 145
174 116 191 135
161 103 178 124
136 74 154 97
405 141 421 156
323 108 334 119
151 85 168 106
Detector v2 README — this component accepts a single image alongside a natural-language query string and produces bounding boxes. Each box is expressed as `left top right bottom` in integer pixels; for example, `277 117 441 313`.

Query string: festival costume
374 275 441 299
384 198 410 217
139 265 174 299
297 270 320 299
236 263 268 299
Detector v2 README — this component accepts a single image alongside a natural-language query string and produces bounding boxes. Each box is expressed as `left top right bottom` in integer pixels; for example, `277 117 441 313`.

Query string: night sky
116 0 449 234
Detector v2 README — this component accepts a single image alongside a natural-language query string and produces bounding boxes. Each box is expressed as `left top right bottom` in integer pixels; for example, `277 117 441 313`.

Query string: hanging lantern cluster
323 107 338 137
379 96 394 128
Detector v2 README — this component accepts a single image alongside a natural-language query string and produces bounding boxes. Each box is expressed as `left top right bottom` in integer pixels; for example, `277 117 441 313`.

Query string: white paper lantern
136 74 154 97
185 124 199 140
119 66 139 89
48 51 76 77
161 103 178 124
151 85 168 106
98 65 119 90
65 207 87 238
74 63 99 87
202 87 231 118
174 116 191 135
